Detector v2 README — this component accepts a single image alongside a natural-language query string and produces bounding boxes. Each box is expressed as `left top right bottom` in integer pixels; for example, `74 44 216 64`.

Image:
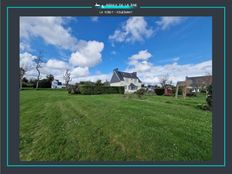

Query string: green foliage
136 88 146 98
67 85 80 94
95 80 103 86
78 85 124 95
22 77 28 83
38 79 52 88
206 85 212 110
22 82 34 88
155 88 165 96
79 81 95 86
22 75 55 88
46 74 54 82
186 92 197 97
196 103 209 111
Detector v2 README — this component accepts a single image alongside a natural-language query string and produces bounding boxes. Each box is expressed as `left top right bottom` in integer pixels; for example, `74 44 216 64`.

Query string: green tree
46 74 54 82
20 67 25 90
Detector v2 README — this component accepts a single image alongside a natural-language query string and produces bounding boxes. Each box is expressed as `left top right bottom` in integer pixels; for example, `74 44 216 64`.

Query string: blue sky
20 16 212 84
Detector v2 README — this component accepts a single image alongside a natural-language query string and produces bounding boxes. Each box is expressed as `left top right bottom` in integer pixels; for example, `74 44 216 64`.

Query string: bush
78 85 124 95
68 85 80 94
136 88 146 98
196 103 209 111
177 86 183 95
206 95 212 107
206 85 212 110
22 82 34 88
37 79 52 88
155 88 165 96
200 89 207 93
186 92 197 97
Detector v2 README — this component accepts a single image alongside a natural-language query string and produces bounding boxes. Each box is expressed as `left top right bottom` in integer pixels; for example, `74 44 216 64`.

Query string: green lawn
20 90 212 161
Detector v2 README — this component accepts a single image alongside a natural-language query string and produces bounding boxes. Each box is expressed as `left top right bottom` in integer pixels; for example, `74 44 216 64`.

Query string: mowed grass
20 90 212 161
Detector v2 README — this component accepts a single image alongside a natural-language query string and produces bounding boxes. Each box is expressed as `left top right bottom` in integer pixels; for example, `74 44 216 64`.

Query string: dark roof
177 75 212 87
129 83 137 87
113 69 142 83
176 81 185 86
186 75 212 87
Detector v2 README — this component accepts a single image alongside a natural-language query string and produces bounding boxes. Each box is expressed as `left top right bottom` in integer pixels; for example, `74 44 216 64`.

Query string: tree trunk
183 86 187 99
36 68 40 89
20 79 22 90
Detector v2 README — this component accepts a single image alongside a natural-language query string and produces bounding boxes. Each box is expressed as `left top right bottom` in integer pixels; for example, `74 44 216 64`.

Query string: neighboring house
176 75 212 94
143 84 156 92
164 85 173 96
110 68 142 93
186 75 212 91
51 79 64 89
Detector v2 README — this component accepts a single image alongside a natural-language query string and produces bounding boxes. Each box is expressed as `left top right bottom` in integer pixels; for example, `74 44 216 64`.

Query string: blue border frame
5 5 226 168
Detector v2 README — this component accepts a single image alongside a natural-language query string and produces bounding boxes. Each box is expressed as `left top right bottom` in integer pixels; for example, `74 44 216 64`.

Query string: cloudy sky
20 16 212 85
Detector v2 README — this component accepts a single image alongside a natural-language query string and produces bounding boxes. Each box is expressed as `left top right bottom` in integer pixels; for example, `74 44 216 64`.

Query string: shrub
68 85 80 94
200 89 207 93
206 85 212 110
78 85 124 95
38 79 52 88
186 92 197 97
177 86 183 95
155 88 165 96
196 103 209 111
136 88 146 98
22 82 34 88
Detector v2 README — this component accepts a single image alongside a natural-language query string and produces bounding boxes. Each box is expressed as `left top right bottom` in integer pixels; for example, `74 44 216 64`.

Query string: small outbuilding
164 85 173 96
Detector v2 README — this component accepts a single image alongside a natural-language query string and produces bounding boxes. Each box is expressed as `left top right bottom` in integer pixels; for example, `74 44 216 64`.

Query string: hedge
70 85 124 95
206 85 212 110
155 88 165 96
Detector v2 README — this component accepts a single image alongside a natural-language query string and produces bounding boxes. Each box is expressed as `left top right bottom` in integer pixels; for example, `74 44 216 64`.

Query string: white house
51 80 64 89
110 68 142 93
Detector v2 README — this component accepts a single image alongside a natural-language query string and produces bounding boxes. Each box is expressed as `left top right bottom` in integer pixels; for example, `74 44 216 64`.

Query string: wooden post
183 81 187 99
175 85 179 98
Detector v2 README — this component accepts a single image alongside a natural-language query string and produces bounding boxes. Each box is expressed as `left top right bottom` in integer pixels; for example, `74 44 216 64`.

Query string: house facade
176 75 212 94
110 68 142 93
51 80 64 89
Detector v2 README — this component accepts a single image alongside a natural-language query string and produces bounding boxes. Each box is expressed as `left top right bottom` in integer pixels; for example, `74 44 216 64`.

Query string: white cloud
126 51 211 85
129 50 152 61
109 17 154 43
69 40 104 67
126 59 212 85
20 17 77 50
20 42 33 52
156 17 186 30
46 59 68 69
172 57 180 62
91 17 99 22
20 52 68 82
71 67 89 78
20 52 36 70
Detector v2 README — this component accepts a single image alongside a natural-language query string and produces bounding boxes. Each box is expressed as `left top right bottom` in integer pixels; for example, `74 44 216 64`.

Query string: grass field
20 90 212 161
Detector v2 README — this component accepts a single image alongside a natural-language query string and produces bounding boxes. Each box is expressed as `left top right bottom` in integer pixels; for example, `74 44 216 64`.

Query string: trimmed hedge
69 85 124 95
155 88 165 96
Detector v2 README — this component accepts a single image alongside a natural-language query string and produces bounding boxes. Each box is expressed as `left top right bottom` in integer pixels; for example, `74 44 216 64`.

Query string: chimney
113 68 118 72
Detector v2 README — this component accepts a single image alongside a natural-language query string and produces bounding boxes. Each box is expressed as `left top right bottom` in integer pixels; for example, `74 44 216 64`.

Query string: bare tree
20 67 25 90
159 74 172 88
63 69 72 88
34 53 43 89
